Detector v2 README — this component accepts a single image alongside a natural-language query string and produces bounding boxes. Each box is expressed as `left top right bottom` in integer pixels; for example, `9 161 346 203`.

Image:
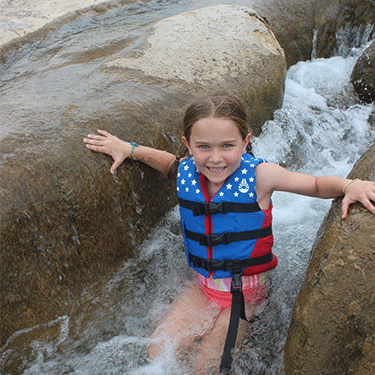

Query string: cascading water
1 1 374 374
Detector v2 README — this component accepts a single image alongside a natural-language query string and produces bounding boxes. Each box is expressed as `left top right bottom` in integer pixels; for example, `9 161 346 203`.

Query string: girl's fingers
110 159 123 174
85 134 106 142
341 186 375 219
341 197 350 219
97 129 111 137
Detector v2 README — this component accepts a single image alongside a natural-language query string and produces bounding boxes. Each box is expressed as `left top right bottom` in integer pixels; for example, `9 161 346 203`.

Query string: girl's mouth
208 166 226 172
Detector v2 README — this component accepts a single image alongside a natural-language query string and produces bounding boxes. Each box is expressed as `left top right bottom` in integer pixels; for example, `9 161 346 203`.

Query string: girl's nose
209 149 223 163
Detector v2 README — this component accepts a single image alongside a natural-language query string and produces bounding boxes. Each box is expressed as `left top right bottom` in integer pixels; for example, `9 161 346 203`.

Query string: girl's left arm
255 163 375 219
83 130 176 175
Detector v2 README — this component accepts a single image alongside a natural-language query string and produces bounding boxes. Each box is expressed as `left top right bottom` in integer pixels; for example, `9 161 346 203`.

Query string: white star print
196 189 200 194
177 172 180 177
181 179 185 185
191 180 197 185
188 173 192 178
219 192 224 197
249 192 254 197
249 177 254 182
177 187 180 191
250 164 255 168
234 177 239 182
226 183 232 190
184 165 189 171
241 168 248 175
186 187 189 192
234 192 239 197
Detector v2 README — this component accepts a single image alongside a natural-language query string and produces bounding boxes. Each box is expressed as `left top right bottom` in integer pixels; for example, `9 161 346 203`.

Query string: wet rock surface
0 4 286 346
351 40 375 103
284 142 375 375
313 0 375 58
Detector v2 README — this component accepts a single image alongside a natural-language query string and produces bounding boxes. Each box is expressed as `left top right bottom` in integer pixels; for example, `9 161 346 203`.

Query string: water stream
1 1 374 374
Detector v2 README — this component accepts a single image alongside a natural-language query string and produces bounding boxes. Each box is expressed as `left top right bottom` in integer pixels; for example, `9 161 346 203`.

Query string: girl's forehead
191 117 241 138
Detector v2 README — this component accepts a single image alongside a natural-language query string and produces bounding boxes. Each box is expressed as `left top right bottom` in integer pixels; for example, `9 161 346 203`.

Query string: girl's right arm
83 130 176 175
255 162 375 219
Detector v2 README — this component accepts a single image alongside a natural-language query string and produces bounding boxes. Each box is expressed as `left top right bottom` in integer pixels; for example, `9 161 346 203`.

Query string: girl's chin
204 171 228 185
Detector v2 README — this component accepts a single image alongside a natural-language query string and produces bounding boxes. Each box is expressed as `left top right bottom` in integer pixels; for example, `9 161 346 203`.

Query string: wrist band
130 142 139 159
343 178 361 194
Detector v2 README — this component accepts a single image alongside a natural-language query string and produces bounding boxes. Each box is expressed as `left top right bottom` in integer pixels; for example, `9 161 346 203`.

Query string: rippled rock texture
284 142 375 375
0 4 286 346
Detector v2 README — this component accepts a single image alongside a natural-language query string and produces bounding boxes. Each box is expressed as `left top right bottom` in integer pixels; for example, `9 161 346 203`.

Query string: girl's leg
148 280 220 358
194 300 266 374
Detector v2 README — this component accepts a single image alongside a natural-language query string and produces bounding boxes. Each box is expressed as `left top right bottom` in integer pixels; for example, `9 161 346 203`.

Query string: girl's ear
182 136 193 155
243 133 252 152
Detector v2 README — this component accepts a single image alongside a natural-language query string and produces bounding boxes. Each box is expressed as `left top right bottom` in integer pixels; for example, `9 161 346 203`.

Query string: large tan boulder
105 4 286 136
0 0 315 71
284 142 375 375
351 40 375 103
0 4 286 346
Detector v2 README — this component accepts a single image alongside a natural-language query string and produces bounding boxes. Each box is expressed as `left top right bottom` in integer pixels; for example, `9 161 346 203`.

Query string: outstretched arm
83 130 176 175
255 162 375 219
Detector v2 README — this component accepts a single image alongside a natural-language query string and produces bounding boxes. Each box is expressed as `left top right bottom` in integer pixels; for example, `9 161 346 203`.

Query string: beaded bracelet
342 178 361 194
130 142 139 160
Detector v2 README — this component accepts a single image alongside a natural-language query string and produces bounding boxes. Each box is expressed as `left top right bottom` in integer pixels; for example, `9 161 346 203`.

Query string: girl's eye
198 145 209 149
223 144 233 148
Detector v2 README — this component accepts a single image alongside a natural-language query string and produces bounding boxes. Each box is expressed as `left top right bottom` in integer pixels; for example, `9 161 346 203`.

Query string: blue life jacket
177 153 278 279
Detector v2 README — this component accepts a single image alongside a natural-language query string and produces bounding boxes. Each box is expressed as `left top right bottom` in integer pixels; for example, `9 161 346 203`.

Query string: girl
83 92 375 374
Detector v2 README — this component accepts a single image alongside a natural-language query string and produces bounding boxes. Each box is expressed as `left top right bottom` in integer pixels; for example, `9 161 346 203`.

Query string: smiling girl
83 92 375 374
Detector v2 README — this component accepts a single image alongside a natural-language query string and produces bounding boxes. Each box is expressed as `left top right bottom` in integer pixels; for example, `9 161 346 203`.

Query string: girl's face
182 117 251 193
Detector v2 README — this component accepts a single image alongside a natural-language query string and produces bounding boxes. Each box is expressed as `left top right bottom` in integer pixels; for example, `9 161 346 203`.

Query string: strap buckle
193 202 225 216
198 233 229 247
230 272 243 295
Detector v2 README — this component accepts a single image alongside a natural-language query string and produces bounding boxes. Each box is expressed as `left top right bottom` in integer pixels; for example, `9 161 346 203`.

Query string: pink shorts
197 272 269 310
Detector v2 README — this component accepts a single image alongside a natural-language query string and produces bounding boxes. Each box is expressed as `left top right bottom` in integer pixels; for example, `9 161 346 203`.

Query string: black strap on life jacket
188 252 273 272
220 270 247 374
184 225 272 247
178 197 261 216
188 253 273 373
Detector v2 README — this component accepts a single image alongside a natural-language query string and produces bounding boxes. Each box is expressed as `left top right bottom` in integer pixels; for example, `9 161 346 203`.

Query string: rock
105 4 286 136
0 0 313 70
0 90 182 346
284 142 375 375
0 0 115 47
250 0 315 68
313 0 375 58
0 4 286 346
351 40 375 103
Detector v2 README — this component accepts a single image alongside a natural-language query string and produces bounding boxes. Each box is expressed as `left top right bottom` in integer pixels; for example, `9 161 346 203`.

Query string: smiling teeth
209 167 225 172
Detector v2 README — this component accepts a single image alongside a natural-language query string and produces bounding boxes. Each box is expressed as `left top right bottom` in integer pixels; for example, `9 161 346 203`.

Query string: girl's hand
83 130 132 174
341 180 375 219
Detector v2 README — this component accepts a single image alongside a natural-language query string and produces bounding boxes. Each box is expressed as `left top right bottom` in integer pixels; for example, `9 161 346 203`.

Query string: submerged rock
284 142 375 375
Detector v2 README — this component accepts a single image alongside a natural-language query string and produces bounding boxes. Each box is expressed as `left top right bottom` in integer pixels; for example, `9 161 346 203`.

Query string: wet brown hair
166 91 253 179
